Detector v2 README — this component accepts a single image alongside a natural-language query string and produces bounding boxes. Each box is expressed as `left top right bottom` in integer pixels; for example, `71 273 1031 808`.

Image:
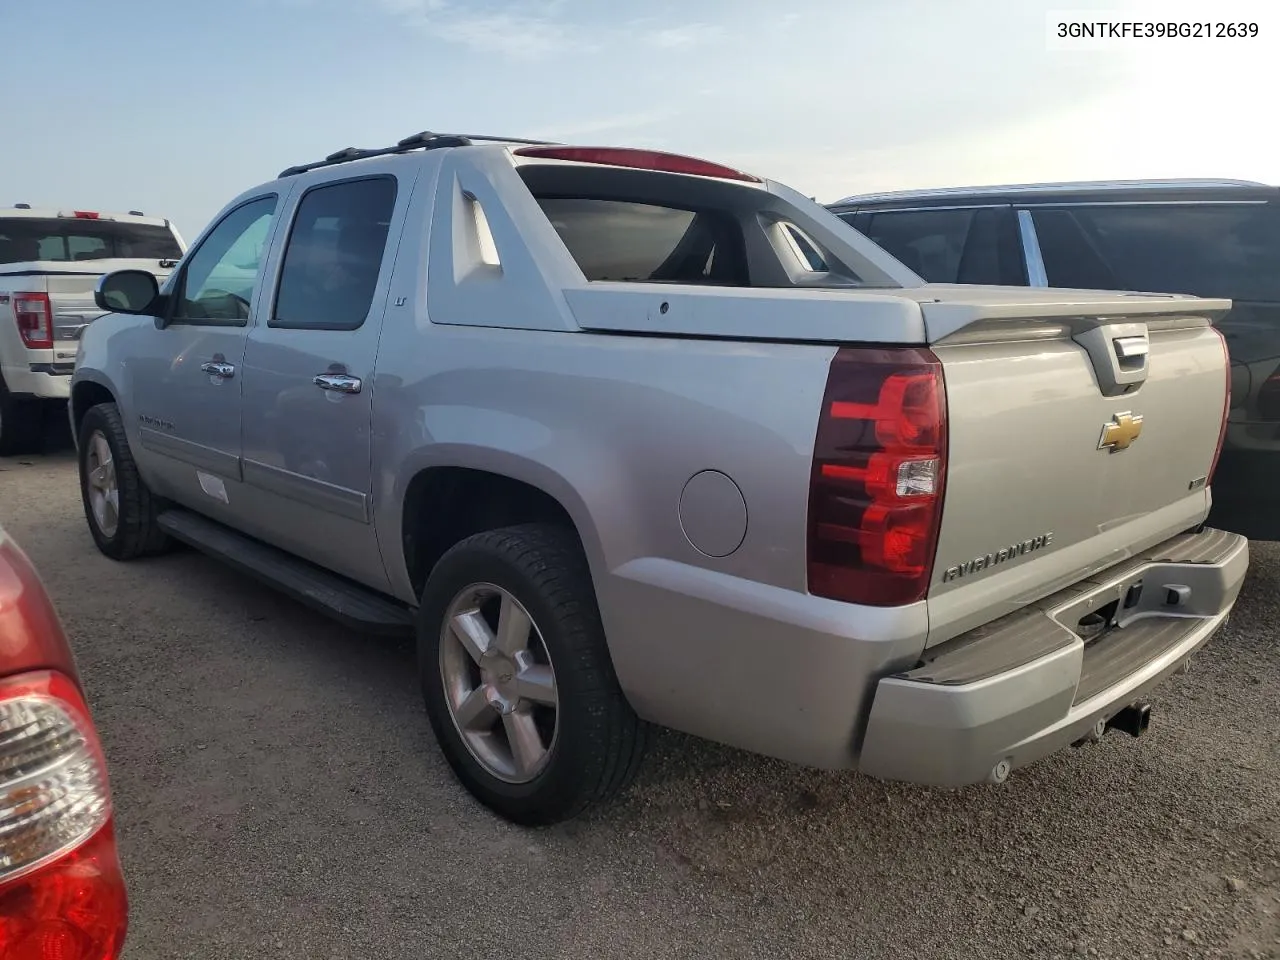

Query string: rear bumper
1 362 72 400
858 528 1249 786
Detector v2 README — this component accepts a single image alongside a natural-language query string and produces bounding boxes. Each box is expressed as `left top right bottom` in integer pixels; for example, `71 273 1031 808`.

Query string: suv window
534 198 749 285
1030 203 1280 302
858 208 1006 284
172 196 277 324
272 177 398 331
0 218 183 265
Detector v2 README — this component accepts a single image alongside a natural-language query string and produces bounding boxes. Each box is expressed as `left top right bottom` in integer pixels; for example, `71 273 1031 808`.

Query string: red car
0 524 126 959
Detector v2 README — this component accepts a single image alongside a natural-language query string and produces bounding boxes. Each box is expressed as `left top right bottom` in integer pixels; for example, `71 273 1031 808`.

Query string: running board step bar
156 509 414 638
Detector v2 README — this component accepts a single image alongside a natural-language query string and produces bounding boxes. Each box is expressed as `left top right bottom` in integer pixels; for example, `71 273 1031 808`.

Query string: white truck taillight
807 346 948 606
0 670 126 959
12 294 53 350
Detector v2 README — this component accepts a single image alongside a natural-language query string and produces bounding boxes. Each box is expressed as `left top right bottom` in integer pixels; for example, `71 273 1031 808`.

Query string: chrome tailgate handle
200 360 235 379
313 373 362 394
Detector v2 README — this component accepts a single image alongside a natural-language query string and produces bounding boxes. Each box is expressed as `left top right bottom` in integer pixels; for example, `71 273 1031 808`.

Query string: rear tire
418 523 649 825
77 402 171 560
0 382 44 456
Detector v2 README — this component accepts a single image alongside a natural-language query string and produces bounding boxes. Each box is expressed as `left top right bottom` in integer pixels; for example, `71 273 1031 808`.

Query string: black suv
829 179 1280 540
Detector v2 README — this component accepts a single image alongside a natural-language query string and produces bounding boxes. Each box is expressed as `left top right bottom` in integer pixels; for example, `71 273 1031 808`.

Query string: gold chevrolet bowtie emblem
1099 412 1144 451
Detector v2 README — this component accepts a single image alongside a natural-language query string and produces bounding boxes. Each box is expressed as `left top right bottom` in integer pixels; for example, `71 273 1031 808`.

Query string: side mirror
94 270 160 315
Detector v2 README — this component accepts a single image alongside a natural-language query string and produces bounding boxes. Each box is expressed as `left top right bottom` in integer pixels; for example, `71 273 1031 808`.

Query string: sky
3 0 1277 240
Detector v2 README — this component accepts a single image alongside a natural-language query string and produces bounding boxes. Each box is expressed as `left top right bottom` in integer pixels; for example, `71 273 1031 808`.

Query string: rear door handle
313 373 362 394
200 360 235 379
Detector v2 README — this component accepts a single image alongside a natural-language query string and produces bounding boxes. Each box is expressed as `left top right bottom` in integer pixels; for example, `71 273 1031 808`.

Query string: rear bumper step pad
857 527 1248 787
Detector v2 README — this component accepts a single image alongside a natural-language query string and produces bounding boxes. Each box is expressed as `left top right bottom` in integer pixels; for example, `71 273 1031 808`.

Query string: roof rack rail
277 130 559 178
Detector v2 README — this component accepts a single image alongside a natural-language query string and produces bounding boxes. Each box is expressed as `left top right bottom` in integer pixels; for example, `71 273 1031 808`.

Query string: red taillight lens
12 294 53 350
807 347 948 606
512 146 761 183
0 823 126 960
0 671 126 960
1207 326 1231 486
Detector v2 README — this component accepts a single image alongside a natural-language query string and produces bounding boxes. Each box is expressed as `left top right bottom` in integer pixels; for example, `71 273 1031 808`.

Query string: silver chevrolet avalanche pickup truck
70 131 1248 824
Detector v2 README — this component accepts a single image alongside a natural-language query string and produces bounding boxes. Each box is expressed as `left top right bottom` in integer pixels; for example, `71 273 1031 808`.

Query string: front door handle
200 360 235 379
313 373 362 394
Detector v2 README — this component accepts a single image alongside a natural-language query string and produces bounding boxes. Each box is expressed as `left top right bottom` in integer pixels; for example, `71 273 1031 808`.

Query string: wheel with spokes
77 402 170 560
440 582 560 783
418 523 649 825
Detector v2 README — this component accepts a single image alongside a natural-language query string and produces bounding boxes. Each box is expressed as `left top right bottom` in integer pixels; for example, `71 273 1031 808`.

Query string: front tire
77 402 170 560
418 523 649 825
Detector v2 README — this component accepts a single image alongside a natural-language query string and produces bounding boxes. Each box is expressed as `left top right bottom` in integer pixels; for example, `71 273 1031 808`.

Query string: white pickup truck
0 206 185 454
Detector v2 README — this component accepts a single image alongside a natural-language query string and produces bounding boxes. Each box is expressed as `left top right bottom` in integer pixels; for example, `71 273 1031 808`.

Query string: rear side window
272 176 398 331
859 208 1007 284
534 198 748 284
0 218 182 265
1030 203 1280 302
785 225 829 271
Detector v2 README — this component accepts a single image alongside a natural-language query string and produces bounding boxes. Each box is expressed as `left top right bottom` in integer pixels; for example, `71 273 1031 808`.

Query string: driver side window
172 195 278 325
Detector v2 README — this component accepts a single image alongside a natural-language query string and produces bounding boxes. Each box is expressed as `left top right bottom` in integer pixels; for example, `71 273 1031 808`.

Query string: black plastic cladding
277 130 559 178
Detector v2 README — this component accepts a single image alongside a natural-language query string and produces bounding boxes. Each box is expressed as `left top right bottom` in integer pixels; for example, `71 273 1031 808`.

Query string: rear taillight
0 671 126 960
807 347 948 606
12 294 53 350
1208 326 1231 486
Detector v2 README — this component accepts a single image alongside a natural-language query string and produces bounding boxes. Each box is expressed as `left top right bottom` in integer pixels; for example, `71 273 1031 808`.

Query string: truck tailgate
37 261 173 347
921 290 1232 647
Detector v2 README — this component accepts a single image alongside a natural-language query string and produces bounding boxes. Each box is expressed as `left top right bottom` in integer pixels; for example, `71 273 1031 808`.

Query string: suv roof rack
831 178 1273 206
277 130 558 178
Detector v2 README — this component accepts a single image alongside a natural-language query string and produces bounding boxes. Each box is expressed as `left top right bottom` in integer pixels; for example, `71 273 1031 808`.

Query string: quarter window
1030 204 1280 302
860 208 1006 284
271 177 398 331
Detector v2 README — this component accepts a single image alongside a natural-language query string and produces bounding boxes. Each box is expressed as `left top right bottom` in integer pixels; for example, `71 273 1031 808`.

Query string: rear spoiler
919 288 1232 343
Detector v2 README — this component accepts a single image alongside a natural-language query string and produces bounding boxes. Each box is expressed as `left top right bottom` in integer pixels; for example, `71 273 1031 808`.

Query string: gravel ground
2 443 1278 960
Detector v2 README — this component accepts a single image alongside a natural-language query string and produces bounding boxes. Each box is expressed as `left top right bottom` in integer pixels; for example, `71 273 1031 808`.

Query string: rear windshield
533 198 749 284
1030 202 1280 302
516 162 883 289
0 217 183 266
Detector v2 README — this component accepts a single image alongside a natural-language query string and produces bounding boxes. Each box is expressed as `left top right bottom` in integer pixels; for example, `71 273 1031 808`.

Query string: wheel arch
69 375 119 444
391 447 607 603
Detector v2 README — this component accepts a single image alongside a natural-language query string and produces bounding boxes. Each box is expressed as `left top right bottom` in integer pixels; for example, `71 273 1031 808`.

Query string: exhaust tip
1105 702 1153 739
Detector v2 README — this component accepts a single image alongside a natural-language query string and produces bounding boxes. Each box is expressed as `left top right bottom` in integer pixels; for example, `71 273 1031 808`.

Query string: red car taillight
1207 326 1231 486
12 294 53 350
807 346 948 606
0 671 126 960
